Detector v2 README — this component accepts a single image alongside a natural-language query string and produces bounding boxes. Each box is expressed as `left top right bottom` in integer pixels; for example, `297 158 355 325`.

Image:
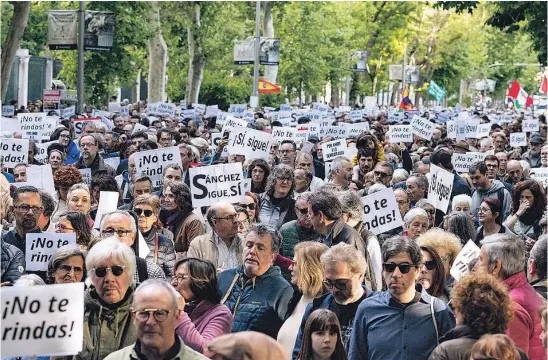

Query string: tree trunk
147 2 168 103
331 82 340 106
186 3 205 104
1 2 30 103
262 1 278 84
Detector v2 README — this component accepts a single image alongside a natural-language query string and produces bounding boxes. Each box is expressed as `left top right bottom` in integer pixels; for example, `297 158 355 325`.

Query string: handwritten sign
221 115 248 136
78 168 92 185
427 164 454 214
476 123 491 139
530 168 548 188
2 105 15 116
522 119 539 133
450 240 481 281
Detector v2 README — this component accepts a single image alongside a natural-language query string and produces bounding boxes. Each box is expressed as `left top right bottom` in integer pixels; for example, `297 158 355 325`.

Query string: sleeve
366 236 383 291
184 219 207 250
348 305 368 360
437 306 456 339
506 304 532 355
276 284 295 322
292 301 314 360
2 247 25 283
502 189 513 222
146 260 166 280
401 149 413 173
175 308 233 353
162 241 176 280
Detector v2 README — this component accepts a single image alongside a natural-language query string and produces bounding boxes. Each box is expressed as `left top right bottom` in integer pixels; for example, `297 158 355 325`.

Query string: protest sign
427 164 454 214
120 105 129 117
211 133 223 151
530 168 548 188
344 147 358 161
2 105 14 116
0 138 29 168
388 125 413 143
451 153 476 173
345 125 368 138
403 110 421 121
103 156 120 172
134 147 182 188
227 127 273 160
510 132 527 147
26 165 55 196
72 118 100 137
498 114 512 123
108 102 121 113
93 191 120 229
205 105 220 118
361 188 403 235
325 126 348 139
189 163 246 208
25 233 77 271
433 111 453 124
464 119 479 138
38 116 58 141
272 127 298 143
229 104 247 117
476 123 491 139
349 110 363 122
522 119 539 133
322 139 348 162
467 152 487 163
221 115 248 136
78 168 92 185
1 116 22 133
18 112 47 135
388 112 404 123
61 106 75 118
35 140 57 164
447 121 456 139
0 282 85 358
450 240 481 281
410 116 435 141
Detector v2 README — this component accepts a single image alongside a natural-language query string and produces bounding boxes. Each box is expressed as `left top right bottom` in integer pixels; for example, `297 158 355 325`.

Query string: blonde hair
0 174 12 219
294 242 328 298
417 228 462 265
320 242 367 276
133 194 161 214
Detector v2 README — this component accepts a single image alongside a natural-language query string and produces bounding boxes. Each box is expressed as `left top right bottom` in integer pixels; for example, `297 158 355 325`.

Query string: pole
402 44 407 101
252 1 261 98
77 1 85 114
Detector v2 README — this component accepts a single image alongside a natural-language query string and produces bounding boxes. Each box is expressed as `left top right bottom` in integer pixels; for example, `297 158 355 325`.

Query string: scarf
160 209 187 235
142 225 157 245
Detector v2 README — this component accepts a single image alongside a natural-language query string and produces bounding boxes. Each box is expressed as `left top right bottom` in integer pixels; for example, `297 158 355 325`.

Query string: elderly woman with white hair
47 244 86 284
392 168 410 185
75 237 138 360
402 207 429 240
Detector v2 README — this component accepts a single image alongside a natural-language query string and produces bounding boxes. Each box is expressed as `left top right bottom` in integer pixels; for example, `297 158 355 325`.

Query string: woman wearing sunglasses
47 244 86 284
55 211 97 250
78 237 138 360
239 192 259 223
133 194 176 279
419 245 449 304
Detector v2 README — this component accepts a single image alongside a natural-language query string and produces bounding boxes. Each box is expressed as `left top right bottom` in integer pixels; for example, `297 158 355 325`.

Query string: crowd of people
1 99 547 360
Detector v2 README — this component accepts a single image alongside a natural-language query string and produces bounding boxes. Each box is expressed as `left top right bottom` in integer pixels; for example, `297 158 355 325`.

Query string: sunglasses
134 208 153 217
323 278 351 291
239 203 256 211
92 265 125 277
297 207 308 215
382 262 418 274
374 171 390 178
423 260 436 271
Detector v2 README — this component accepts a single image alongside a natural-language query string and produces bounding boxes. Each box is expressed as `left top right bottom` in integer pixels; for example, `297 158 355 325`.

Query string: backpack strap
221 273 240 305
136 257 148 284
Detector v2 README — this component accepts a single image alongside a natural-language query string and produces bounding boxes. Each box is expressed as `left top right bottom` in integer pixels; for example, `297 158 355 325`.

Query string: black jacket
1 241 25 284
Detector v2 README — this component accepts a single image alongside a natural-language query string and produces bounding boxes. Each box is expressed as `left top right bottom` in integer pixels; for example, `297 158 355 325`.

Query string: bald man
505 160 525 188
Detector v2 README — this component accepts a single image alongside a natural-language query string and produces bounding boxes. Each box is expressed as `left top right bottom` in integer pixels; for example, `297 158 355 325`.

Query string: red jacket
504 272 546 360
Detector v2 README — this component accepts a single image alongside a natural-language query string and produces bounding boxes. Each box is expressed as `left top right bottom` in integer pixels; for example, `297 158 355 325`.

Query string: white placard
227 127 273 159
0 138 29 168
134 146 182 189
72 118 100 137
322 139 348 162
388 125 413 143
103 156 120 171
211 133 223 150
221 115 248 136
272 127 298 143
2 105 15 116
447 121 456 139
17 112 46 134
61 105 76 118
229 104 247 117
93 191 120 229
510 132 527 147
1 116 22 133
410 116 435 141
26 165 55 196
108 102 121 113
349 110 363 122
192 103 206 115
451 153 477 173
427 164 454 214
476 123 491 139
361 188 404 235
25 232 77 271
530 168 548 188
149 102 176 117
35 140 57 164
464 119 480 139
189 163 246 208
325 126 348 140
41 116 59 140
120 105 129 117
0 282 84 358
78 168 92 185
388 112 404 123
467 152 487 163
450 240 481 281
205 105 220 118
522 119 539 133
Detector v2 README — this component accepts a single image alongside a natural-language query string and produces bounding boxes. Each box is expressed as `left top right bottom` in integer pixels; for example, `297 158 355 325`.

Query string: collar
387 282 431 307
503 271 529 290
213 232 237 248
133 336 183 360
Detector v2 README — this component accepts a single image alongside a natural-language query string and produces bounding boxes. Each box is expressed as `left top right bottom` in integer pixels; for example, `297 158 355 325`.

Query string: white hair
100 210 137 233
367 183 387 195
134 279 180 309
331 156 351 172
403 207 429 229
480 137 493 149
451 194 472 211
86 237 136 286
392 168 410 184
14 274 46 286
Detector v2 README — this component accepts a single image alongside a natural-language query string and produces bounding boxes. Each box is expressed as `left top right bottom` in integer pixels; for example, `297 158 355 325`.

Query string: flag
507 80 533 109
399 84 413 110
258 78 281 94
539 75 548 95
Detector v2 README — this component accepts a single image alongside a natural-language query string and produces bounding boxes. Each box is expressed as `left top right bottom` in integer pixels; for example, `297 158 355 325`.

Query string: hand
517 200 530 216
217 139 228 152
523 235 536 251
216 262 225 275
0 282 10 287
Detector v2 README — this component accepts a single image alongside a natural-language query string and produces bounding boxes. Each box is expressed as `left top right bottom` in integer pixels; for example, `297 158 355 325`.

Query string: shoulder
218 267 239 283
157 234 173 246
280 220 297 231
190 232 212 245
146 260 166 279
103 344 133 360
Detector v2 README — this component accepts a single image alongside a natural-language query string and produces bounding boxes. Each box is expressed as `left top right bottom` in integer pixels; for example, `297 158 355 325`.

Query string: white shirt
214 232 240 269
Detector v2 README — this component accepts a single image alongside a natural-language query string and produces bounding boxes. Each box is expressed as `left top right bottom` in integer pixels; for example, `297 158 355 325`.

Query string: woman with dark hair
47 244 86 284
504 180 547 242
419 245 449 303
258 164 297 229
476 198 514 243
172 258 232 354
51 126 80 165
443 211 477 245
248 158 270 194
297 309 347 360
55 211 95 250
51 165 83 223
238 191 259 223
160 181 206 257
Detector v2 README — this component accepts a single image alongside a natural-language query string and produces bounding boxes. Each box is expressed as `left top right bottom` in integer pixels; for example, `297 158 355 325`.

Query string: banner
361 188 404 235
25 233 77 271
84 11 115 51
410 116 435 141
189 163 246 208
0 283 84 358
227 127 273 160
509 132 527 147
48 10 78 50
134 147 182 188
388 125 413 143
427 164 454 214
322 139 348 162
0 138 29 168
234 38 280 66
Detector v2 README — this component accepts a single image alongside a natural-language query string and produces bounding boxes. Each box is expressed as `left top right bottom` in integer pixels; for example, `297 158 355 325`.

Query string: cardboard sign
189 163 246 207
1 116 22 133
476 123 491 139
221 115 248 136
522 119 539 133
227 127 273 160
510 132 527 147
450 240 481 281
0 138 29 168
451 153 476 173
427 164 454 214
93 191 120 229
35 140 57 164
388 125 413 143
0 282 85 358
25 233 77 271
134 146 182 188
410 116 435 141
361 188 404 235
272 127 298 143
530 168 548 188
322 139 348 162
2 105 15 116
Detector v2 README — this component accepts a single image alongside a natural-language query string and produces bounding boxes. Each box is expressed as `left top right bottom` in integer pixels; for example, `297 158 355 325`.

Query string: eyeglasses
423 260 436 271
477 207 491 214
14 205 43 214
131 308 171 322
101 229 133 238
55 223 74 232
171 274 190 284
60 134 70 139
134 208 153 217
92 265 125 277
423 208 435 215
214 214 237 222
58 265 83 274
80 142 96 148
239 203 256 211
374 171 390 178
296 207 308 215
323 278 351 291
278 177 292 183
382 262 418 274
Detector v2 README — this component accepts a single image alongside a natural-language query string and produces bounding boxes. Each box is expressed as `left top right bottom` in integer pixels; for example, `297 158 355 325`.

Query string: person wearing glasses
100 211 165 284
348 236 455 360
47 244 86 284
419 245 449 304
475 198 515 243
280 193 321 259
171 258 232 354
75 133 116 178
132 194 175 279
50 126 79 165
414 199 436 230
55 211 96 250
292 243 375 359
77 238 139 360
373 161 394 187
234 206 250 236
258 164 297 229
104 279 208 360
279 140 298 168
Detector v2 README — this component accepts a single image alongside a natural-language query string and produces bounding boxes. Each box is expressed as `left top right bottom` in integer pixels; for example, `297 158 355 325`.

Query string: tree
147 1 167 103
186 2 205 104
1 2 30 102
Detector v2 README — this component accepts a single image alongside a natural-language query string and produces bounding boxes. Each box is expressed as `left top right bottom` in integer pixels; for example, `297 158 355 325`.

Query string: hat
190 137 209 149
307 135 320 143
530 134 544 144
453 140 470 152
